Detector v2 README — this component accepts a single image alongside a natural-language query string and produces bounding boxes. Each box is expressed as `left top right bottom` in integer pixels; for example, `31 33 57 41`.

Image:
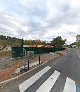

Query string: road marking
63 77 76 92
36 70 60 92
78 54 80 58
19 66 51 92
77 53 80 58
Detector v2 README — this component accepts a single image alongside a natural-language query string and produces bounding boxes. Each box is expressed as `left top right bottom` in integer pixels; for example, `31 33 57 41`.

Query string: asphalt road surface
0 48 80 92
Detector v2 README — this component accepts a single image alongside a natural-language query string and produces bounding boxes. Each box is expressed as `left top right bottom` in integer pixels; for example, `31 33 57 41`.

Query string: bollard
39 55 40 64
28 59 30 70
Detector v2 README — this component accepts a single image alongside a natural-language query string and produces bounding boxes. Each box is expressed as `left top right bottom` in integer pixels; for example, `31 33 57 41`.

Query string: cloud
0 0 80 44
0 11 30 37
43 24 80 44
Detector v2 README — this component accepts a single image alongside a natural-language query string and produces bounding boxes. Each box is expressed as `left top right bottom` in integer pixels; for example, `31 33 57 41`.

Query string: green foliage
75 42 80 47
24 40 48 45
51 36 66 47
0 35 66 47
0 35 22 47
0 35 48 47
76 35 80 37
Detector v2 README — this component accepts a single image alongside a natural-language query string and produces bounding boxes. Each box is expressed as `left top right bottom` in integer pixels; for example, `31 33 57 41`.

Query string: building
76 35 80 42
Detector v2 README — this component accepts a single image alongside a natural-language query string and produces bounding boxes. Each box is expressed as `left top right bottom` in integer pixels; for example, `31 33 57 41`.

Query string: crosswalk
19 66 51 92
19 66 76 92
36 70 60 92
63 78 76 92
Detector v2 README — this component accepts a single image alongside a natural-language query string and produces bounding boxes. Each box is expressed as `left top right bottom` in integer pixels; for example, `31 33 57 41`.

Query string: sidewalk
0 51 66 82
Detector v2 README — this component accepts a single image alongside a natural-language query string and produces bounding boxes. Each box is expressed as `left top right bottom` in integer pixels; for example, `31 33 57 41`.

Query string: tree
51 36 66 47
75 42 80 47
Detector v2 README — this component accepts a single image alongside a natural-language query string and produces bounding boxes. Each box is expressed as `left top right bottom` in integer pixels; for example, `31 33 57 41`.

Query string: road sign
27 51 34 69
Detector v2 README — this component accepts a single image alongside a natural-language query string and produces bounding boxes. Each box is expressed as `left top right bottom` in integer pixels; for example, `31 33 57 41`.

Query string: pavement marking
77 53 80 59
19 66 51 92
63 77 76 92
36 70 60 92
78 54 80 58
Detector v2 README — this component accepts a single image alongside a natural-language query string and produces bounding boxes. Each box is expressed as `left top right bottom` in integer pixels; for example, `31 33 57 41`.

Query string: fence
12 47 65 58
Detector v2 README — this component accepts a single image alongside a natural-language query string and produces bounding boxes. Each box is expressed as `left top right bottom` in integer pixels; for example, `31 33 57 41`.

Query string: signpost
27 51 34 69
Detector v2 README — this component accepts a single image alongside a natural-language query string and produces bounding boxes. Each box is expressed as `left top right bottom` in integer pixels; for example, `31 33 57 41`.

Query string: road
0 48 80 92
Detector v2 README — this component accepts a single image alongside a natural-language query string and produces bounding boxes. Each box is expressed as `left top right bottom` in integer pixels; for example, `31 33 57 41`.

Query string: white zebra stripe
36 70 60 92
19 66 51 92
63 77 76 92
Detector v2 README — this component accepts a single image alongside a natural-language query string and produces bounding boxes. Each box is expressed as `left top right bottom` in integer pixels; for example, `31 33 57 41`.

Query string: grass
0 51 12 57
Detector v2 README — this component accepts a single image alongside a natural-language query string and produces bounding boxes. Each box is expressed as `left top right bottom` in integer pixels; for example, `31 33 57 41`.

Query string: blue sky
0 0 80 44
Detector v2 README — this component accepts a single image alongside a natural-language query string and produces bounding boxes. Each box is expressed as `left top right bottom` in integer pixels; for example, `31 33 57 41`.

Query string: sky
0 0 80 44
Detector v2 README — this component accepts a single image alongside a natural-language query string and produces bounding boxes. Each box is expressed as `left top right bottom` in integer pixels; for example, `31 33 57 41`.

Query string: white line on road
19 66 51 92
63 77 76 92
77 52 79 54
36 70 60 92
77 53 80 59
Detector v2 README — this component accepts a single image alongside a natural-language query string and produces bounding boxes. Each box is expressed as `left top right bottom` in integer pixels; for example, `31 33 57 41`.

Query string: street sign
27 51 34 69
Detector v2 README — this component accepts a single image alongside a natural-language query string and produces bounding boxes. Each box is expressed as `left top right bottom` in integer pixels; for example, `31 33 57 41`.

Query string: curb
0 60 48 85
